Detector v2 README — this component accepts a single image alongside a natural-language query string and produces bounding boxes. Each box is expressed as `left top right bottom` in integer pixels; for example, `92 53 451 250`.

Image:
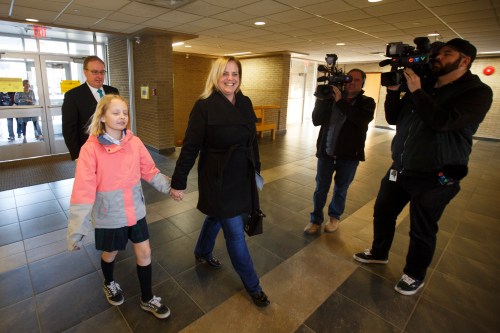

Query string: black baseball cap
441 38 477 62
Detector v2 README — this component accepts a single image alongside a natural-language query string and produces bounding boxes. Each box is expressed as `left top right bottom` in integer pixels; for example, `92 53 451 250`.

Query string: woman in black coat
170 56 269 307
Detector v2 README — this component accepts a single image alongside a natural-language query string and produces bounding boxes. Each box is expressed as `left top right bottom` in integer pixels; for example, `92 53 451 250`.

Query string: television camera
380 37 442 87
315 54 352 99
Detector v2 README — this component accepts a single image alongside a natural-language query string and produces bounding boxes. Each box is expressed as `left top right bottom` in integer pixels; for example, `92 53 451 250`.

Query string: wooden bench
254 105 278 140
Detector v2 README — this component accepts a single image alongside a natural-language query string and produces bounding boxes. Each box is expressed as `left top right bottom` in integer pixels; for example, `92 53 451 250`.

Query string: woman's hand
170 188 184 201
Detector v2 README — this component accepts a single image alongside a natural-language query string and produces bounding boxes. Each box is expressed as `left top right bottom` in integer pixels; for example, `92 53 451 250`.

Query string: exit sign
33 25 47 38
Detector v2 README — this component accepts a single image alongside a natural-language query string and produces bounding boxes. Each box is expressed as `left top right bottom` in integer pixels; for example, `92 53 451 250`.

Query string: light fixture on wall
134 36 141 44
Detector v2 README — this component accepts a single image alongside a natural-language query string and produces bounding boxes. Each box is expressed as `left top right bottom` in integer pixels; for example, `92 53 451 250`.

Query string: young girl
67 95 171 319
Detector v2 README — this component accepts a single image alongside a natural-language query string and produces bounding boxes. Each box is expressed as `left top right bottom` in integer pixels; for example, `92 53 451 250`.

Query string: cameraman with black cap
354 38 493 295
304 69 375 235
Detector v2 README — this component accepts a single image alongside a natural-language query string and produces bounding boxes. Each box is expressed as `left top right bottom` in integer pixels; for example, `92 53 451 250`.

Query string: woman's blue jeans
310 157 359 224
194 215 262 295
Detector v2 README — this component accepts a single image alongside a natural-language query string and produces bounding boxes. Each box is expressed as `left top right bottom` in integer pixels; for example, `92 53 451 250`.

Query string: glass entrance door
0 53 85 161
39 54 85 155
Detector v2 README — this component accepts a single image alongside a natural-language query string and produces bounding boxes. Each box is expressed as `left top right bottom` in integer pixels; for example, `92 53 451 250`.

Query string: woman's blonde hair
200 56 242 100
87 94 130 136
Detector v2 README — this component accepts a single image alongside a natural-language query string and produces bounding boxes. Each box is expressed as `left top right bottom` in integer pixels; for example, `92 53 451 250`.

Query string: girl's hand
170 188 184 201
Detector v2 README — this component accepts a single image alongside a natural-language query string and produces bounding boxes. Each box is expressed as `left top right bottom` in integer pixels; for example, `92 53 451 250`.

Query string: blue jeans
310 157 359 224
194 215 262 295
7 118 14 138
16 118 22 135
31 117 42 137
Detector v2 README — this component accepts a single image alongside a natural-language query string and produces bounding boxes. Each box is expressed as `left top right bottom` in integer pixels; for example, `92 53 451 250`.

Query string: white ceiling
1 0 499 63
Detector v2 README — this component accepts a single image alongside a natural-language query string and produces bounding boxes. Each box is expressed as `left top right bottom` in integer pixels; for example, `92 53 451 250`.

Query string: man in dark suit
62 55 119 160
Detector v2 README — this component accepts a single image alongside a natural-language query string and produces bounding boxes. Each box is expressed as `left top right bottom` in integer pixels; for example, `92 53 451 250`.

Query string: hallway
1 124 499 332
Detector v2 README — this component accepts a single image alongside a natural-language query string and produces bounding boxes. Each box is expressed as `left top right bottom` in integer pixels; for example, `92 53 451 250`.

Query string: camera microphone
379 59 393 67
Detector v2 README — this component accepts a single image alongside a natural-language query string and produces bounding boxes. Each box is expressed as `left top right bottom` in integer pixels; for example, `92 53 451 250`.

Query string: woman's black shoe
195 255 222 269
251 291 270 307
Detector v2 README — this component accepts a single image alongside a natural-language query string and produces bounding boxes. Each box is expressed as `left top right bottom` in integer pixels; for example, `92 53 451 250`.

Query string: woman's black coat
171 91 260 218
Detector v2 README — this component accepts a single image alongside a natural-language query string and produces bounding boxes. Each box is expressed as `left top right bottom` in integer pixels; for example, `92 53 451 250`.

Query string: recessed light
336 42 346 46
479 51 500 54
185 45 191 48
427 33 440 37
25 18 39 22
172 42 184 47
368 0 383 3
254 21 266 26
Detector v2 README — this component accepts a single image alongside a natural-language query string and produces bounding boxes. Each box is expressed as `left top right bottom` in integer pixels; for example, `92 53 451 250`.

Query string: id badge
389 169 398 182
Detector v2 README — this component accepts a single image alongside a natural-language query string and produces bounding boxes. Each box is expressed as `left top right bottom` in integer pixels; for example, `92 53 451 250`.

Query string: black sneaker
103 281 124 306
251 291 270 307
195 255 222 269
353 249 388 264
394 274 424 295
140 296 171 319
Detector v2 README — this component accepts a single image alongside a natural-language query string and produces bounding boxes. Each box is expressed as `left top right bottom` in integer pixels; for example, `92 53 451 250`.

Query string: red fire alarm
483 66 495 75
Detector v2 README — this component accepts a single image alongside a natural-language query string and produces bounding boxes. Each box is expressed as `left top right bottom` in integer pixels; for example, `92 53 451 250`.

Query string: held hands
170 188 184 201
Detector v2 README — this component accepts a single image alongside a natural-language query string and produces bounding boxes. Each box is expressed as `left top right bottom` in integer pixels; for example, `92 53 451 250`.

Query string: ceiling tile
238 0 290 16
119 2 169 18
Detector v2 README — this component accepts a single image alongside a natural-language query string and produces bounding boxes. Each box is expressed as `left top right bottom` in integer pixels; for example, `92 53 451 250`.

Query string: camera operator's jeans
194 215 262 296
370 169 460 281
310 157 359 224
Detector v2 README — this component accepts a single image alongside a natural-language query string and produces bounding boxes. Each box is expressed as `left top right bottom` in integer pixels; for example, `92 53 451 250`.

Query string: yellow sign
60 80 81 93
0 78 24 92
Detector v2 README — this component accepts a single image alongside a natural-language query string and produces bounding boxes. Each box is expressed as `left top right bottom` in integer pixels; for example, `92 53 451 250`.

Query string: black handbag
245 209 265 236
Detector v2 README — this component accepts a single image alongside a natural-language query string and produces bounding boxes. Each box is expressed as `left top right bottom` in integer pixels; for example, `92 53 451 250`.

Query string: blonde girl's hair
87 94 130 136
200 56 242 100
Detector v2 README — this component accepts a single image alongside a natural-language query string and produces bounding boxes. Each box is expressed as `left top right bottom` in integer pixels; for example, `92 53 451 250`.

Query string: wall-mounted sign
141 85 149 99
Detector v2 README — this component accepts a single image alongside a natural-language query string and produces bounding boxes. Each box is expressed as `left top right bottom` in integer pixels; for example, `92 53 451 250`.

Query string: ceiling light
25 18 39 22
427 33 440 37
254 21 266 26
368 0 383 2
224 52 251 56
172 42 184 47
336 43 345 46
478 51 500 54
184 45 191 48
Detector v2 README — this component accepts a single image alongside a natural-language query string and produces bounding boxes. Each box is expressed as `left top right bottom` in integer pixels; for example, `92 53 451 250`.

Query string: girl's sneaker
103 281 124 305
140 296 171 319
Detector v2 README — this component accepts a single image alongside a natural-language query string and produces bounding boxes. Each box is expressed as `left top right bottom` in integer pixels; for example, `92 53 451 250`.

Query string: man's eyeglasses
86 69 107 75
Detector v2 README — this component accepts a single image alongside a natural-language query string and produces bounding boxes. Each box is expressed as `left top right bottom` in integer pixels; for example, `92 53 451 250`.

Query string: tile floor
0 124 499 333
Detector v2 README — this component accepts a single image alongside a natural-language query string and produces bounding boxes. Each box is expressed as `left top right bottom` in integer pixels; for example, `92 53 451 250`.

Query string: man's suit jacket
62 83 119 160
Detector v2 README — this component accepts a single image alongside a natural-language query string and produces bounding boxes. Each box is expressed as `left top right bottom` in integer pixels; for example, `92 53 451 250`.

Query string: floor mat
0 154 75 191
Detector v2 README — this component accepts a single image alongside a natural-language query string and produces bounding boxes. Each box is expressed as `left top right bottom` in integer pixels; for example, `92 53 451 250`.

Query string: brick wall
133 34 175 153
107 37 129 102
471 58 500 139
241 54 291 133
172 54 213 145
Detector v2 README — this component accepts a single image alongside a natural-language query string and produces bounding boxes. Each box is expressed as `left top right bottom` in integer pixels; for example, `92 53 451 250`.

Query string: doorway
0 53 86 161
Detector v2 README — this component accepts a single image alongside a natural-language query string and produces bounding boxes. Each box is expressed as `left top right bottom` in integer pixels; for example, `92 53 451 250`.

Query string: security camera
134 36 141 44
